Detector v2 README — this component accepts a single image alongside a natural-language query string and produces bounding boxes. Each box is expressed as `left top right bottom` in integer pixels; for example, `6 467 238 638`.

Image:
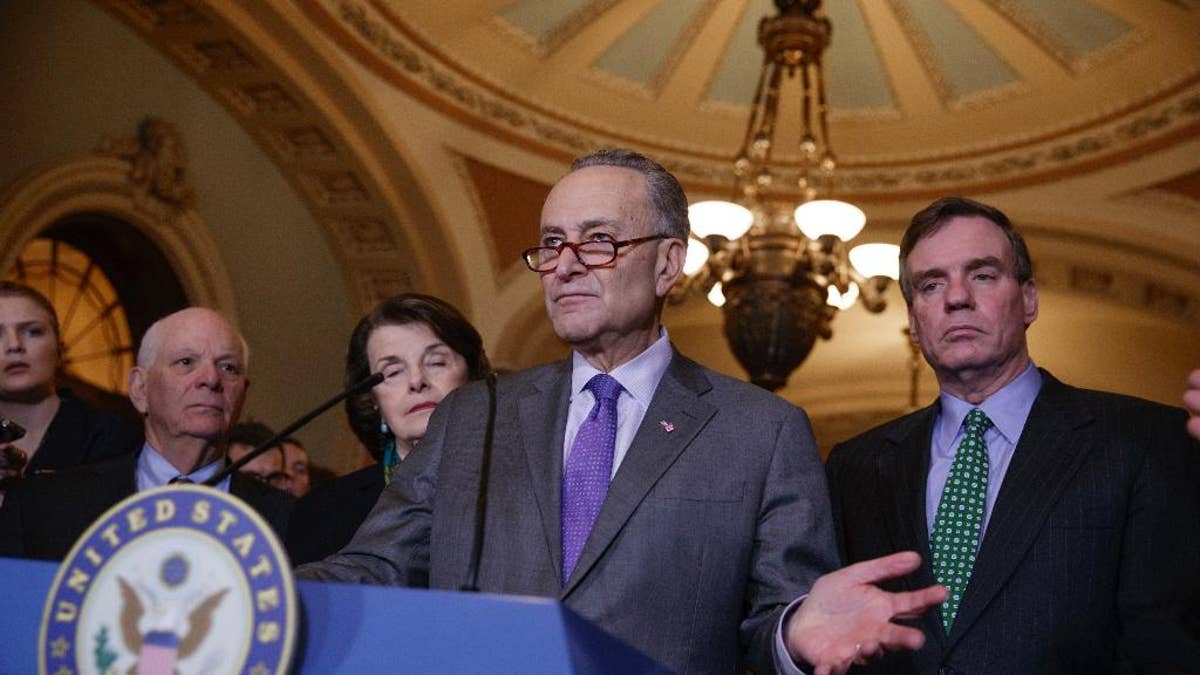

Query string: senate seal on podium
38 484 297 675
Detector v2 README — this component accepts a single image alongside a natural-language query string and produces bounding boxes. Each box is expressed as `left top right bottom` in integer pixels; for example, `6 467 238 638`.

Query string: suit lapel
883 404 946 646
518 361 573 587
947 372 1093 646
562 353 716 596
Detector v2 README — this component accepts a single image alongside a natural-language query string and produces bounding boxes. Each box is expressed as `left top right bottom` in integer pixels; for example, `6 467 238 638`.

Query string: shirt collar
935 362 1043 449
570 328 673 405
137 442 225 486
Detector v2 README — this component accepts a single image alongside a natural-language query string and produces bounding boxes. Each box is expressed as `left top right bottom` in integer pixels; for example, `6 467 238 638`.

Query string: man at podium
298 149 943 674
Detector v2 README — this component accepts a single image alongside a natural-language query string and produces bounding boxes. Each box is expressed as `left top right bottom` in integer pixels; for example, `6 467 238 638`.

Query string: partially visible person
281 437 310 497
826 196 1200 673
0 282 139 505
286 293 489 565
305 462 336 489
0 308 292 561
1187 368 1200 440
226 420 289 491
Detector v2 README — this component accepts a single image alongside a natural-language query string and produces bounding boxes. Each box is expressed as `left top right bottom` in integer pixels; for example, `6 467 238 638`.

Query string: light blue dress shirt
135 442 232 493
563 329 673 478
775 363 1044 674
925 362 1043 537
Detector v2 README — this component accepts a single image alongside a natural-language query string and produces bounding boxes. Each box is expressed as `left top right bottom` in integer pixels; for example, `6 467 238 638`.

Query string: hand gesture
784 551 947 675
1185 369 1200 441
0 443 29 490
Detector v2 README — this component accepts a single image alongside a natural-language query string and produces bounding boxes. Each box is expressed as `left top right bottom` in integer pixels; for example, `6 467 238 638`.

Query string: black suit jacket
285 463 383 565
26 394 141 474
827 370 1200 674
0 450 294 561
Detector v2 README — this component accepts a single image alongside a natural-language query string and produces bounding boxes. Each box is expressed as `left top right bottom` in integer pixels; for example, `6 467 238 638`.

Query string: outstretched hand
784 551 947 675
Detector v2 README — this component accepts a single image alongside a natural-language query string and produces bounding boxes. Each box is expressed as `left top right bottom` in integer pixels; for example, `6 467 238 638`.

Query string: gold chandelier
674 0 898 391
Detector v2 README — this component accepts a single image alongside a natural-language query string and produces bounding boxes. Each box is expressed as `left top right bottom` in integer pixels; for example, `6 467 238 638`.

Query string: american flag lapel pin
659 419 675 433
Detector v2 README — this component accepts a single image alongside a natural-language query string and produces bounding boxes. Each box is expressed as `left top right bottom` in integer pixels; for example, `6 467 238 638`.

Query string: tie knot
169 476 194 485
585 373 622 403
964 408 992 432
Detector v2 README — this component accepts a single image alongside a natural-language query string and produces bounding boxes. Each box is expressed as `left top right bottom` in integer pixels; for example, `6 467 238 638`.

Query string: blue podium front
0 556 669 674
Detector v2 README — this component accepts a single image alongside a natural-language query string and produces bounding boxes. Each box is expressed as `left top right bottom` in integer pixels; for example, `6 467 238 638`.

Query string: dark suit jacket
827 371 1200 674
0 450 294 561
298 351 838 674
26 394 141 474
285 463 383 565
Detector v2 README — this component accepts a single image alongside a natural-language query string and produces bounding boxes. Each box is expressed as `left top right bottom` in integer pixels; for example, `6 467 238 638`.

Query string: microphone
204 371 385 487
0 417 27 444
460 372 498 592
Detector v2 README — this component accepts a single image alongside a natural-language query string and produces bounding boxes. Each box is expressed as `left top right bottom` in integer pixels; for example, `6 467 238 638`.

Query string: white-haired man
0 308 291 560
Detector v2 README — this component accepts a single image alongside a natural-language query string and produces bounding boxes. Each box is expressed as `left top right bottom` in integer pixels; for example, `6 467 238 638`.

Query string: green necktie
930 408 992 635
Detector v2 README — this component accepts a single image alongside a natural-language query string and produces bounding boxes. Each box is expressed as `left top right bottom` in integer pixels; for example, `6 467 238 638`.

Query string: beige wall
0 0 360 470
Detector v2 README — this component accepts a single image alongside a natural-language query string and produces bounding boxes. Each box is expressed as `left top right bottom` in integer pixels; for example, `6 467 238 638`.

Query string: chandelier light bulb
799 135 817 156
683 238 711 276
848 243 900 280
826 282 860 310
795 199 866 241
707 282 726 308
688 200 754 239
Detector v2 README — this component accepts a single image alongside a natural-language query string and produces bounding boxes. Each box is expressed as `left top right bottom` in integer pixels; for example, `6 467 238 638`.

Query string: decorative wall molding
95 0 459 314
0 154 237 317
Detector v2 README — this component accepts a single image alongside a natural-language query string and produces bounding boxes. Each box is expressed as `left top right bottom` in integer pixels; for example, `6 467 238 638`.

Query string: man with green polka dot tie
929 408 991 635
824 196 1200 673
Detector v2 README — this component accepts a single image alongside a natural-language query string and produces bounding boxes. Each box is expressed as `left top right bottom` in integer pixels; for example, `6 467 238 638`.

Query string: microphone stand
460 372 498 592
204 372 384 487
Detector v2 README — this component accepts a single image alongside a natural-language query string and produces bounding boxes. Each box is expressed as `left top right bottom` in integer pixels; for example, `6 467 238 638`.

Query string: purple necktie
561 373 622 583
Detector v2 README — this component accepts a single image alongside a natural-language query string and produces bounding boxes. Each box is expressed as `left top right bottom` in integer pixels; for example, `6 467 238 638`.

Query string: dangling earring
380 419 399 485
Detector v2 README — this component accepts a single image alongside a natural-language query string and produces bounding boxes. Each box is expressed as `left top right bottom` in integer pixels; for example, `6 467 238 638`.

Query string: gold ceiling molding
986 0 1150 75
841 86 1200 198
576 0 720 102
882 0 960 107
1035 256 1198 328
881 0 1033 112
644 0 722 97
525 0 622 58
0 154 236 318
308 0 1200 200
321 0 597 159
94 0 452 314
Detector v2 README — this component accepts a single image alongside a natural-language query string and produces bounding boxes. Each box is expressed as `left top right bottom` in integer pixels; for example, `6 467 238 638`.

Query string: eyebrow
373 342 450 368
911 256 1005 285
964 256 1004 272
539 218 620 237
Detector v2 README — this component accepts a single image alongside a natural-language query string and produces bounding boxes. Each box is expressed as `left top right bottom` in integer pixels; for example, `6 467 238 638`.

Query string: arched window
5 215 189 410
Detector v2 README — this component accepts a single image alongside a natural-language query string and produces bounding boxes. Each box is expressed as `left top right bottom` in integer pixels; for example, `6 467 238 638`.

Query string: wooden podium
0 556 670 673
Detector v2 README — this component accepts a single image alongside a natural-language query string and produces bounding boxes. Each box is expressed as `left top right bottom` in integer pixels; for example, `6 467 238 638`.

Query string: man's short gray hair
570 149 690 240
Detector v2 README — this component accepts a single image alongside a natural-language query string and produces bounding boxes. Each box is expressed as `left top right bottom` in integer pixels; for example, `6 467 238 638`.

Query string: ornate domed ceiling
306 0 1200 199
87 0 1199 443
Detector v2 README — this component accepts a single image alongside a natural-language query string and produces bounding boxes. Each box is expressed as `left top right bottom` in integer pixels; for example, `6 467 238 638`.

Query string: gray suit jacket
299 351 837 674
827 371 1200 674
